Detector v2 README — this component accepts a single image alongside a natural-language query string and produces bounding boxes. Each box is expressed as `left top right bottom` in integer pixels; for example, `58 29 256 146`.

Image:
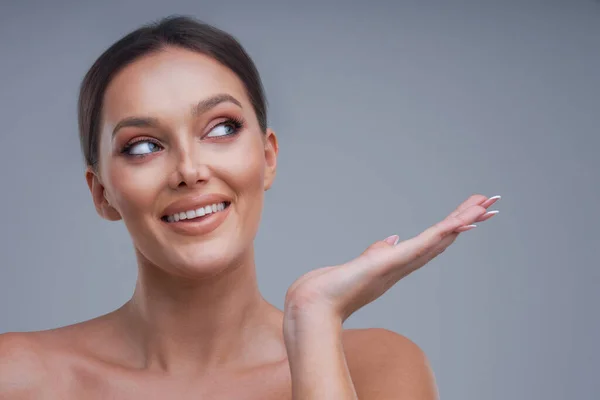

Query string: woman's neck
118 247 285 376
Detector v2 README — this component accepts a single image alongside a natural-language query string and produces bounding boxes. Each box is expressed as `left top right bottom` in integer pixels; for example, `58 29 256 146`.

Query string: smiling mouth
161 201 231 223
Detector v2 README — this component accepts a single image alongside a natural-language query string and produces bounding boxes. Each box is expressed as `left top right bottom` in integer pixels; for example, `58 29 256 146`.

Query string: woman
0 15 500 399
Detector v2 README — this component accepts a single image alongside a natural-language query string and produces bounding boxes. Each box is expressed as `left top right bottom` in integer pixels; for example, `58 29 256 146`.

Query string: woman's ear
263 128 279 191
85 166 122 221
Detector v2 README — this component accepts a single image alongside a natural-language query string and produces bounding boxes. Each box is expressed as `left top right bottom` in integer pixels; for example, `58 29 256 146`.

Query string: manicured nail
456 224 477 232
483 195 501 207
484 210 499 217
384 235 400 245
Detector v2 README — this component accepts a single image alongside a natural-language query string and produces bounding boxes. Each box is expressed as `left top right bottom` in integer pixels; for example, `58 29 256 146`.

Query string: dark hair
78 15 268 169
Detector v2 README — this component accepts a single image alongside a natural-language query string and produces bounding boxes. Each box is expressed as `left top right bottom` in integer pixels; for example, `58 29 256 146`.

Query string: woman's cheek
108 166 159 219
240 155 265 193
224 137 265 190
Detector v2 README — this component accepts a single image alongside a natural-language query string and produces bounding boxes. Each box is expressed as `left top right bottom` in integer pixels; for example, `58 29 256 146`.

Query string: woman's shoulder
0 319 116 399
342 328 439 399
0 331 58 398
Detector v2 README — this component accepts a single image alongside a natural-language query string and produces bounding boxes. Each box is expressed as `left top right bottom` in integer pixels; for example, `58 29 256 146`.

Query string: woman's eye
126 141 161 156
206 122 238 138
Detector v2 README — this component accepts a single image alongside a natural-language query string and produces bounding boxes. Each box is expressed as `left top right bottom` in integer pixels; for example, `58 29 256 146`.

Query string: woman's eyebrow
191 93 243 116
112 117 160 138
111 94 243 138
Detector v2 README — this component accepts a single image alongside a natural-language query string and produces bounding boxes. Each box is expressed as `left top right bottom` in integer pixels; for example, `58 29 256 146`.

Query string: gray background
1 0 598 398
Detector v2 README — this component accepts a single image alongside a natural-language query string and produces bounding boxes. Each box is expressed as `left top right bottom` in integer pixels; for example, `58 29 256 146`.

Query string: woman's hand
283 193 501 399
284 194 501 324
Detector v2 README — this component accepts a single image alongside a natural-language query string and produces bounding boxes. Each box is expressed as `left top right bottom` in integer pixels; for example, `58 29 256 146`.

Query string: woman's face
87 47 278 278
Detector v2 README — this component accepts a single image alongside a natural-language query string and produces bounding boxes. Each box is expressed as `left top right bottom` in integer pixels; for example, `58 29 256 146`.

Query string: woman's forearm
283 306 359 400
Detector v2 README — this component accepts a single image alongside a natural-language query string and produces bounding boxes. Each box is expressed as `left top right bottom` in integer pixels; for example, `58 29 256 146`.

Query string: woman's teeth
165 202 228 223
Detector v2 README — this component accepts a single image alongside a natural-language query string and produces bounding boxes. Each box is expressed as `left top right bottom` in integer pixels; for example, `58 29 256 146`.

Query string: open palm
284 194 501 322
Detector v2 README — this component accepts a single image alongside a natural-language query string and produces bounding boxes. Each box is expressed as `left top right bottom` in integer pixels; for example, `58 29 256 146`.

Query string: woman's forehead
102 48 250 121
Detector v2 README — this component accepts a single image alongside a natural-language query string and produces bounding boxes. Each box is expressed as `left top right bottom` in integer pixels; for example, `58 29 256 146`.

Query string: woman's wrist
283 307 342 348
283 296 340 333
283 299 358 400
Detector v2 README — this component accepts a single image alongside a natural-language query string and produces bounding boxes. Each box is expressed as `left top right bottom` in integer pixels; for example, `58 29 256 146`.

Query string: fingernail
484 210 499 217
456 224 477 232
384 235 400 245
483 195 501 207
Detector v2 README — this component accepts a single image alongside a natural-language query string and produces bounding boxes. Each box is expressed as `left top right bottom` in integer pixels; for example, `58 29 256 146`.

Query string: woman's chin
135 222 252 279
157 246 242 279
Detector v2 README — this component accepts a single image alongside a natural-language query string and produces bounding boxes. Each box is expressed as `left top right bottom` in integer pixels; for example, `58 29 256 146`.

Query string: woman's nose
168 147 210 190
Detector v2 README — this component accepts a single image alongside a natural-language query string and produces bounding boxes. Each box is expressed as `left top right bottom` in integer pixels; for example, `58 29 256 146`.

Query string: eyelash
120 117 245 158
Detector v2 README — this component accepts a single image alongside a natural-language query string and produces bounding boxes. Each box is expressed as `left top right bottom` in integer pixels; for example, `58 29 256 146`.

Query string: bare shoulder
0 320 104 399
342 328 439 400
0 332 52 399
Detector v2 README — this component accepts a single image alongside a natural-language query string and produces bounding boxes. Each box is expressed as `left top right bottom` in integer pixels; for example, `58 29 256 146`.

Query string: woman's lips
161 193 232 219
161 203 231 236
161 202 230 222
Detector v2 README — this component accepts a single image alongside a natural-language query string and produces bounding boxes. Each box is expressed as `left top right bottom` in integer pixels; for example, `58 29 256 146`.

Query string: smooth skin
0 46 500 399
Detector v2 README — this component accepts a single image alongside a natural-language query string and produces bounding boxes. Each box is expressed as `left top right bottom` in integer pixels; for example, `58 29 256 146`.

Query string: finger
480 195 501 209
397 204 486 262
448 195 485 234
450 194 501 218
477 209 499 222
387 202 488 275
357 199 491 275
455 224 477 233
379 232 459 291
401 200 491 277
359 204 484 279
356 197 497 291
449 194 488 218
375 195 499 254
408 231 459 270
359 237 397 259
451 194 501 229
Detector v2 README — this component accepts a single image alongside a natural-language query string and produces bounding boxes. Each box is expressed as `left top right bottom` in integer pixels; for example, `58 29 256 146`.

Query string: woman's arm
283 305 357 399
283 300 439 400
